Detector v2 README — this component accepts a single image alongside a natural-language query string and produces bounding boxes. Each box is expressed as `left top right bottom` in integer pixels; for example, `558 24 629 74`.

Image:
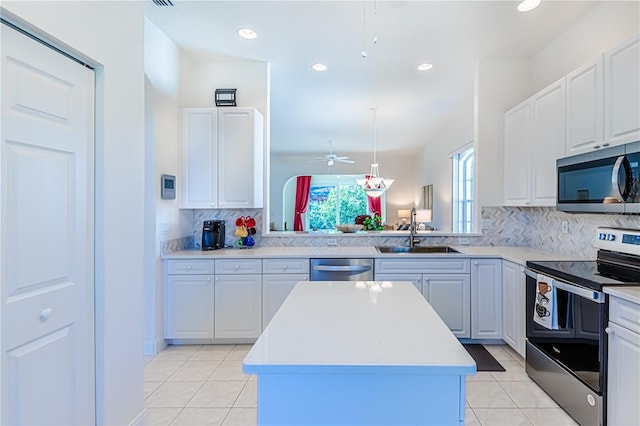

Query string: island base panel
255 372 467 425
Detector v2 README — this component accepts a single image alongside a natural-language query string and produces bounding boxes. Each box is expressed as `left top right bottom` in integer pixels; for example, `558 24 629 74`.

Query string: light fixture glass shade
358 159 394 196
517 0 541 12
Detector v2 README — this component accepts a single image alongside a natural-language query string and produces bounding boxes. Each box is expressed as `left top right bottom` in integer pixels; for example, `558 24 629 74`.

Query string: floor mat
463 344 506 372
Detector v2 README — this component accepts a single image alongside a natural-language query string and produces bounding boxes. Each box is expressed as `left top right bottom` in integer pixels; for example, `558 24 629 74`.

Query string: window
452 145 474 233
306 176 370 231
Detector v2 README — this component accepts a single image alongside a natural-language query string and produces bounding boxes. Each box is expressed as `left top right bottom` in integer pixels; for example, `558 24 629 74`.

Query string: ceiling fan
310 140 355 166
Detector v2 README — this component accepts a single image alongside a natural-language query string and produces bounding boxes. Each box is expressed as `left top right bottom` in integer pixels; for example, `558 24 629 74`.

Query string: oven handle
524 268 605 303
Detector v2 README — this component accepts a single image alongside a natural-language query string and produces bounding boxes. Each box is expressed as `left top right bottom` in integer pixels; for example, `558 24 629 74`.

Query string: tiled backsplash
482 207 639 258
162 207 638 259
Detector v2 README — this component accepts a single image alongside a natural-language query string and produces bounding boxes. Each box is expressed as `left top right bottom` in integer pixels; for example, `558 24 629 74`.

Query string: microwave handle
524 268 605 303
611 155 628 202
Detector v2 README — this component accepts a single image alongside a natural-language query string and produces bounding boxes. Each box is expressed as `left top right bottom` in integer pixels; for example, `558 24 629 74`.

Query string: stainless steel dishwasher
309 258 374 281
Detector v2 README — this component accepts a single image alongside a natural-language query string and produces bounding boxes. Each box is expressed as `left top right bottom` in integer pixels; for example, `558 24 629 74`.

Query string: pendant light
357 108 394 198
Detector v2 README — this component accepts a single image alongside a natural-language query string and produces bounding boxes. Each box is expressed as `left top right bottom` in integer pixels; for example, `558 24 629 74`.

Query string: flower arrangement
235 216 257 247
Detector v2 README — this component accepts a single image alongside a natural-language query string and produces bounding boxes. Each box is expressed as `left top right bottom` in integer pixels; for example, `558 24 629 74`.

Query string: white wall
416 105 474 232
144 19 194 356
2 2 146 424
271 150 419 229
531 1 640 93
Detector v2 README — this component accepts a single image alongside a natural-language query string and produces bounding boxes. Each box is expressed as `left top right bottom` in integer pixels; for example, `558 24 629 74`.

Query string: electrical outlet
326 238 338 246
481 219 493 230
160 222 169 236
562 221 569 234
458 237 470 245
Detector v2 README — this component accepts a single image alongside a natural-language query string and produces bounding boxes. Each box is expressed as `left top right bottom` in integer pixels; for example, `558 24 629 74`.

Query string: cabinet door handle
234 264 240 269
207 277 212 281
283 265 288 270
474 261 479 265
39 308 53 322
424 277 429 281
186 265 192 270
594 145 601 149
603 143 610 147
605 327 612 335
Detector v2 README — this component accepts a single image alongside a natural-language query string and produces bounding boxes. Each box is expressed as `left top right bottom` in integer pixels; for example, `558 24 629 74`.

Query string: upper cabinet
566 34 640 156
180 107 264 209
566 57 604 155
604 34 640 147
504 78 565 206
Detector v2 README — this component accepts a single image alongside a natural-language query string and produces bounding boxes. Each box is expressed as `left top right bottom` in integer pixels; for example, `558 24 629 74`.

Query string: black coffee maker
202 220 225 250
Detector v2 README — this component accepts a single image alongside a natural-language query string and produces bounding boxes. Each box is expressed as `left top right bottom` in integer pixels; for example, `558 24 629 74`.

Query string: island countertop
243 280 476 375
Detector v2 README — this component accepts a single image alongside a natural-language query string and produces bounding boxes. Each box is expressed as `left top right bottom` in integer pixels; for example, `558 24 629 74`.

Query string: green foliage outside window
307 184 368 230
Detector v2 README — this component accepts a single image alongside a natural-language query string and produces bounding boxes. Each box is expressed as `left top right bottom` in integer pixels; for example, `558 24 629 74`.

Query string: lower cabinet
165 274 214 339
374 274 423 293
423 274 471 338
471 259 503 339
374 258 472 339
262 274 308 327
214 274 262 340
502 260 526 357
606 295 640 426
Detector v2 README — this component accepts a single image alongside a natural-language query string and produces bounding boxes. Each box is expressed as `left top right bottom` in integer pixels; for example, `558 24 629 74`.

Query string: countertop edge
604 286 640 305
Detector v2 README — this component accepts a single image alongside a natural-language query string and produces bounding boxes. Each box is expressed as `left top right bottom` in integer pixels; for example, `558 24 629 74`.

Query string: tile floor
144 343 578 426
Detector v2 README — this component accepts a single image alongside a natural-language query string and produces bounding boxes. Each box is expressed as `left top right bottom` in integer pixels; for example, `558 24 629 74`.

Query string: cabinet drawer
263 258 309 274
167 259 215 275
375 258 470 274
215 258 262 274
610 296 640 334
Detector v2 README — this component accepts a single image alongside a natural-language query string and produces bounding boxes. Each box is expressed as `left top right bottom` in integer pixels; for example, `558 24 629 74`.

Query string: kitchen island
243 280 476 426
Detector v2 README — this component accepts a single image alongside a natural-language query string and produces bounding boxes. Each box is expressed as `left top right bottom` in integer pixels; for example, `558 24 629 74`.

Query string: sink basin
375 246 460 254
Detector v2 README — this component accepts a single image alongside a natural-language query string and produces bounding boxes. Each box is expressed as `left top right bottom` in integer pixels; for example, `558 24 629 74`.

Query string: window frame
452 144 474 233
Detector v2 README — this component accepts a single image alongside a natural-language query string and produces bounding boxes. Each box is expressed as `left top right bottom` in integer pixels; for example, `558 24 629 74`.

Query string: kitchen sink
375 246 460 254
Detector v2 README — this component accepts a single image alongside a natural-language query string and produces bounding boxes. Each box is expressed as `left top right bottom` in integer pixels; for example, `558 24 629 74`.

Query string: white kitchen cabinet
504 100 532 206
606 294 640 426
214 274 262 339
165 260 215 339
531 78 566 205
423 274 471 338
566 57 604 155
375 273 423 293
471 259 502 340
375 258 471 338
262 274 308 327
214 259 263 340
604 34 640 147
502 260 526 357
504 77 565 207
180 107 264 209
262 258 309 327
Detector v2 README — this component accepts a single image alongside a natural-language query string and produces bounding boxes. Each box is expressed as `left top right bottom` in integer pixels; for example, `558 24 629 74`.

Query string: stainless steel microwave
557 141 639 213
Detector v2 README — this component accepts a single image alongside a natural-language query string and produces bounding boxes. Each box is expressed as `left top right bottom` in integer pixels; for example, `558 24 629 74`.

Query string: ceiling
145 0 597 155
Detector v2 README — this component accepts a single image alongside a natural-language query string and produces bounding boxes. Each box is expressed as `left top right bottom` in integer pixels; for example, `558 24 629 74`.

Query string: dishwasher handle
312 265 372 273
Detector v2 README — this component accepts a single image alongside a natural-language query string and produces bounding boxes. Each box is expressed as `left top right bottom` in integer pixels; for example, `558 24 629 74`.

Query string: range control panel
595 227 640 255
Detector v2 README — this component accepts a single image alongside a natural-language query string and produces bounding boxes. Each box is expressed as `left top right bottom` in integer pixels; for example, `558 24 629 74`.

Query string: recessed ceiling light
418 63 433 71
517 0 541 12
238 28 257 40
312 63 328 72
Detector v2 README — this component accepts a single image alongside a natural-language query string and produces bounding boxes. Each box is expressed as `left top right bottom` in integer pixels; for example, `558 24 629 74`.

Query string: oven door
525 269 607 394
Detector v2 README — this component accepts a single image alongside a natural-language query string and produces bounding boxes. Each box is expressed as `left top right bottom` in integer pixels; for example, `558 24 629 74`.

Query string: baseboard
129 408 147 426
144 337 167 356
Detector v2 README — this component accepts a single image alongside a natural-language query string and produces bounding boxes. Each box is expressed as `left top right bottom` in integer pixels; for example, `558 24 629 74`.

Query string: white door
503 100 532 205
1 23 95 424
214 274 262 339
422 274 471 338
262 274 308 327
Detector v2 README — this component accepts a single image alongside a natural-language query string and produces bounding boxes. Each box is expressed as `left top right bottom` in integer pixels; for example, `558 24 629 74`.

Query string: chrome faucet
409 207 420 247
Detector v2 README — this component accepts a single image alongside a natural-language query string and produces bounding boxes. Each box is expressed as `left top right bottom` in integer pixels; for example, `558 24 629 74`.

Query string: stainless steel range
525 227 640 426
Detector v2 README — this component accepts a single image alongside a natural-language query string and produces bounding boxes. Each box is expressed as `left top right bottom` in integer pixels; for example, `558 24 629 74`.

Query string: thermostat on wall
161 174 176 200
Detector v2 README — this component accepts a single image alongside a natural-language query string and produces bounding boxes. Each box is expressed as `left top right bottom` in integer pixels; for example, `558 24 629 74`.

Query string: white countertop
163 245 583 264
243 281 476 375
604 286 640 305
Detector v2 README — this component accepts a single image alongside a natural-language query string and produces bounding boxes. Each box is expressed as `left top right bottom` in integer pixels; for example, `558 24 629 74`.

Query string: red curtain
294 175 312 231
368 195 381 217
